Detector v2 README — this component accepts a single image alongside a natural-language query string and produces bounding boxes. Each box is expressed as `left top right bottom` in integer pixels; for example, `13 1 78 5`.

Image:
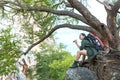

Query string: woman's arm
80 39 89 50
73 40 80 49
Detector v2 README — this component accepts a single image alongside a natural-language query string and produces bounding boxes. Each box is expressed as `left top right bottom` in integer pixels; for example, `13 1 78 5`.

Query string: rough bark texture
65 51 120 80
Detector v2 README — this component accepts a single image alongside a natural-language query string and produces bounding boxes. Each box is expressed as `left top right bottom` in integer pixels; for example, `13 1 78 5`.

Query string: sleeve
80 40 86 50
80 39 92 50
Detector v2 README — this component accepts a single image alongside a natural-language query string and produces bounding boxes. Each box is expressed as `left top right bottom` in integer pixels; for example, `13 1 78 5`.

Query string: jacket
80 37 98 59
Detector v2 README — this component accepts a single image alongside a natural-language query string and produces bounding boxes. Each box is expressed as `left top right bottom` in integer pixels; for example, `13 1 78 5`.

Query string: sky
54 0 107 55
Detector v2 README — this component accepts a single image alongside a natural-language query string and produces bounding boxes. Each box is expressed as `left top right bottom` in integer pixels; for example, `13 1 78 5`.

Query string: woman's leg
70 50 87 68
82 55 86 62
76 51 81 61
76 49 87 61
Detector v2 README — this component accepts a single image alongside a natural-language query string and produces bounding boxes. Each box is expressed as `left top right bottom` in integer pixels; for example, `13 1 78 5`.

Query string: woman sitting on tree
70 33 98 68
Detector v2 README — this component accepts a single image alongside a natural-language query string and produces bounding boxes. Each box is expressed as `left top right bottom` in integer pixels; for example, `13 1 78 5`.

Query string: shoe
78 61 83 67
70 61 79 68
82 61 88 65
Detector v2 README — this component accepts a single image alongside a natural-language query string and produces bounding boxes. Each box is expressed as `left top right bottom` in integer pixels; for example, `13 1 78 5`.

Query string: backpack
86 33 103 51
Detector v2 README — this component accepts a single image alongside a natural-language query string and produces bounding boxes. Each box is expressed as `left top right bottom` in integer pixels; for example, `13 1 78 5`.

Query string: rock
65 67 96 80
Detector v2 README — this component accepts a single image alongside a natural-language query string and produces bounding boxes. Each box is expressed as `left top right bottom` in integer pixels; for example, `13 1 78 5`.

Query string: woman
70 33 98 68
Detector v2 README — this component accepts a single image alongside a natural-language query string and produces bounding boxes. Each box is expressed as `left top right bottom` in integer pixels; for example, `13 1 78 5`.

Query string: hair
80 33 86 37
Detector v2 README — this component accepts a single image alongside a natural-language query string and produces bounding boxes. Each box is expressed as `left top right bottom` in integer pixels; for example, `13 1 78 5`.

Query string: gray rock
65 67 96 80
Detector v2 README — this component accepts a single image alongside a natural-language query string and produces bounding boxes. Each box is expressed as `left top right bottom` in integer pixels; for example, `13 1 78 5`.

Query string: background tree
116 14 120 26
31 42 74 80
0 0 56 51
0 0 56 75
0 27 21 75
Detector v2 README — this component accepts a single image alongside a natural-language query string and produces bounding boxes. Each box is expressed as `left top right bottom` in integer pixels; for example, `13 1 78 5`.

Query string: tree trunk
84 51 120 80
98 23 120 50
110 36 120 50
65 51 120 80
106 31 120 50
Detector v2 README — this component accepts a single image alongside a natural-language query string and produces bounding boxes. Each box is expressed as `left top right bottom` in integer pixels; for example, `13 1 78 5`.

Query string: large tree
0 0 120 55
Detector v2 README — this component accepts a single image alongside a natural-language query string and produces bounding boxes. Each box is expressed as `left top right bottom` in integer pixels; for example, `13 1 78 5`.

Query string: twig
11 11 18 25
96 0 112 10
52 0 65 8
96 0 104 5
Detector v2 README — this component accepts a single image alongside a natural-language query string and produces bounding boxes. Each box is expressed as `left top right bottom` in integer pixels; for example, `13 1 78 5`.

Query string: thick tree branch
25 7 88 24
96 0 112 10
111 0 120 15
69 0 112 40
118 26 120 29
0 0 88 24
64 2 72 7
68 0 101 30
96 0 118 38
0 1 20 7
23 24 99 55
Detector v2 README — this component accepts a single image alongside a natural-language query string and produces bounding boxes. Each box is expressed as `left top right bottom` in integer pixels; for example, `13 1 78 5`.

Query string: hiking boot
78 61 83 67
70 61 79 68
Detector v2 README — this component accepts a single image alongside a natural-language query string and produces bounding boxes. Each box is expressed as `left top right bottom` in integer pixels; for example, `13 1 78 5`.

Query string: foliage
0 27 21 75
19 14 55 44
34 43 75 80
116 15 120 26
117 18 120 26
0 0 71 76
0 0 90 52
49 53 74 80
0 0 56 45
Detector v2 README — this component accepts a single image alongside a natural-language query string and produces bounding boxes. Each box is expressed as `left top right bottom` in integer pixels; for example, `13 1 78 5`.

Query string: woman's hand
73 40 77 44
73 40 80 48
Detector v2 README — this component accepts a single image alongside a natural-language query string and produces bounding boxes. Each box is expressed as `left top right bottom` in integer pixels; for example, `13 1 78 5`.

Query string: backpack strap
89 33 104 47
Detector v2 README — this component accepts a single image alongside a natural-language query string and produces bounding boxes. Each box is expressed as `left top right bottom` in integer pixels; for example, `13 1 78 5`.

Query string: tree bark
65 51 120 80
82 51 120 80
